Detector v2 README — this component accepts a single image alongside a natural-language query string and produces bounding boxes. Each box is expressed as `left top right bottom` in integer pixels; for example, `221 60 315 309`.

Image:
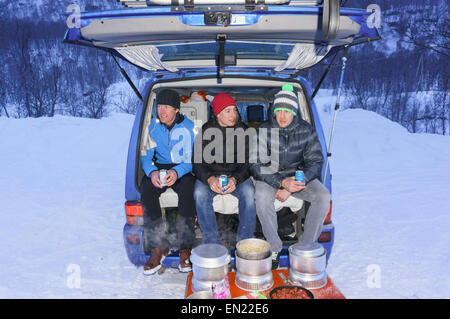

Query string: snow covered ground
315 92 450 299
1 92 449 298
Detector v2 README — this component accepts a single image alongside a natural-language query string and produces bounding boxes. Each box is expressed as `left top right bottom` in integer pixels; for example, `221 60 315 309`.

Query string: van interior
138 77 314 249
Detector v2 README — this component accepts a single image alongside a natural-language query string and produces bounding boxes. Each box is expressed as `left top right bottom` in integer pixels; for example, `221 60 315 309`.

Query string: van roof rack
117 0 322 9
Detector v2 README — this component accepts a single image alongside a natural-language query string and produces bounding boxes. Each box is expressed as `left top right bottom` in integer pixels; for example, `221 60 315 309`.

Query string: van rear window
156 41 293 61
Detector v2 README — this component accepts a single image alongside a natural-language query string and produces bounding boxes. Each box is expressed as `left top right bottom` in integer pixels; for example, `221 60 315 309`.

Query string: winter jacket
250 113 324 189
193 116 251 185
141 113 195 179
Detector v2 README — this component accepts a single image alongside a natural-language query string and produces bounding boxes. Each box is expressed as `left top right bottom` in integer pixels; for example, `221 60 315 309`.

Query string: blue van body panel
125 105 142 202
125 80 153 202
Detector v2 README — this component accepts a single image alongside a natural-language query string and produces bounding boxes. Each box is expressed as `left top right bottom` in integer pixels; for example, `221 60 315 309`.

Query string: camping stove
234 254 273 292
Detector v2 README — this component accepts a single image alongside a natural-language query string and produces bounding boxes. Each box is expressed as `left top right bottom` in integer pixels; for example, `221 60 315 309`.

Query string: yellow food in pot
238 243 269 253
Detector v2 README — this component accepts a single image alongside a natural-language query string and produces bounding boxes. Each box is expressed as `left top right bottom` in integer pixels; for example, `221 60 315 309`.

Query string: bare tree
41 40 64 117
408 99 420 133
9 19 33 118
82 50 116 118
84 87 109 119
45 65 63 117
346 62 372 110
433 74 449 135
403 2 450 58
110 78 144 115
0 64 9 117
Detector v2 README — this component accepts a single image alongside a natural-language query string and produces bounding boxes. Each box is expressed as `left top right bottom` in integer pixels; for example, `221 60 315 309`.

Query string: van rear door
64 1 380 73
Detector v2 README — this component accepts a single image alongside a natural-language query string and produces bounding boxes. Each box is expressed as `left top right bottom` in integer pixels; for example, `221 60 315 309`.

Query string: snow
315 91 450 299
1 96 449 298
0 113 187 298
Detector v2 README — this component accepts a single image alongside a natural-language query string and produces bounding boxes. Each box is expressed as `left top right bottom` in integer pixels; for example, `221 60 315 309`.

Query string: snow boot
271 251 281 270
178 249 192 273
143 245 170 276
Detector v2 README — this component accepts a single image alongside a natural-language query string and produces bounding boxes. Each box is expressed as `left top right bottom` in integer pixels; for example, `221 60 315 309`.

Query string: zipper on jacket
280 129 288 170
167 126 174 162
168 129 171 148
165 114 183 163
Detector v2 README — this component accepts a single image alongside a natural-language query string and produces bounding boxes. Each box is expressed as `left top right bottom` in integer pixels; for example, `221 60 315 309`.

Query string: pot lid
190 243 231 268
289 242 325 257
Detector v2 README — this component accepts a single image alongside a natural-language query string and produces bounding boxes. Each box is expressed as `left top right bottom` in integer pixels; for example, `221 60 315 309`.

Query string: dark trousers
140 173 196 250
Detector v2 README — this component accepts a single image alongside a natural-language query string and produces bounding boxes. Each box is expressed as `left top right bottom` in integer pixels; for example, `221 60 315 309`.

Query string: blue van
64 0 380 269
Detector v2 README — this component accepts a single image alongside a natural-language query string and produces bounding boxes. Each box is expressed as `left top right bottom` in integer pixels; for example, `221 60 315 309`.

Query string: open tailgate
64 1 380 72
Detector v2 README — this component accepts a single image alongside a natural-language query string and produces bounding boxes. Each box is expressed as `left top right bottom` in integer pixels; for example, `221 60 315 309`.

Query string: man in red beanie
193 93 256 247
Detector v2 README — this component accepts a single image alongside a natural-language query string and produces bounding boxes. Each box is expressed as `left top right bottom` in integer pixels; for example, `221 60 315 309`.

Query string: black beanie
156 89 180 109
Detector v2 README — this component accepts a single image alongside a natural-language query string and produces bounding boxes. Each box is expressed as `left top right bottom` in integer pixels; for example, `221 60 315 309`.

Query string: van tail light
318 232 331 243
125 201 144 226
323 200 332 225
126 234 141 245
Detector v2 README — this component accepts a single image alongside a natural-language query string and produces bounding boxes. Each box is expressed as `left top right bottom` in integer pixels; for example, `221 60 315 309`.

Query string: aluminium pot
236 238 271 260
288 269 327 290
235 271 274 292
235 254 272 277
288 242 327 275
190 243 230 283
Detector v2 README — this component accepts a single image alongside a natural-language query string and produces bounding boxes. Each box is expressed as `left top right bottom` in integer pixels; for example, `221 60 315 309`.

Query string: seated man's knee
193 187 202 201
238 179 256 201
254 183 274 203
140 175 159 195
315 184 331 204
319 185 331 200
255 189 269 204
194 181 210 201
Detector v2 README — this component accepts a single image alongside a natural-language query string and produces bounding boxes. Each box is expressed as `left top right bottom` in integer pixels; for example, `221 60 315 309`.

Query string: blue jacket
141 114 195 179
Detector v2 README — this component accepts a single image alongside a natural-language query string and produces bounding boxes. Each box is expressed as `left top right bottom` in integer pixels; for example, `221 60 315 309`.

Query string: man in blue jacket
140 89 196 275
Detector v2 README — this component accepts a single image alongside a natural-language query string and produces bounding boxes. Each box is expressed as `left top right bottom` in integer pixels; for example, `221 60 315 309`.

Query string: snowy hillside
315 91 450 298
1 0 447 137
0 100 449 298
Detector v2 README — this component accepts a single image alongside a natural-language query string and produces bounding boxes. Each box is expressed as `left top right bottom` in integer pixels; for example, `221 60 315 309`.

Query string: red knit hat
212 93 237 116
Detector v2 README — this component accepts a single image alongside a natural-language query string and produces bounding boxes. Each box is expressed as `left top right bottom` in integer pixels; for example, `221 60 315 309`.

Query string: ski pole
323 46 349 185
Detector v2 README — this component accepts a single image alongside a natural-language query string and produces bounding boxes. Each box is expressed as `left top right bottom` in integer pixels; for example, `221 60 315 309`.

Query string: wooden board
185 269 345 299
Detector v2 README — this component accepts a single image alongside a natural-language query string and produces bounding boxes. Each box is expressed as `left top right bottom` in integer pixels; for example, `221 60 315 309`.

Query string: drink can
212 277 231 299
295 170 305 184
159 169 167 186
219 174 228 191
